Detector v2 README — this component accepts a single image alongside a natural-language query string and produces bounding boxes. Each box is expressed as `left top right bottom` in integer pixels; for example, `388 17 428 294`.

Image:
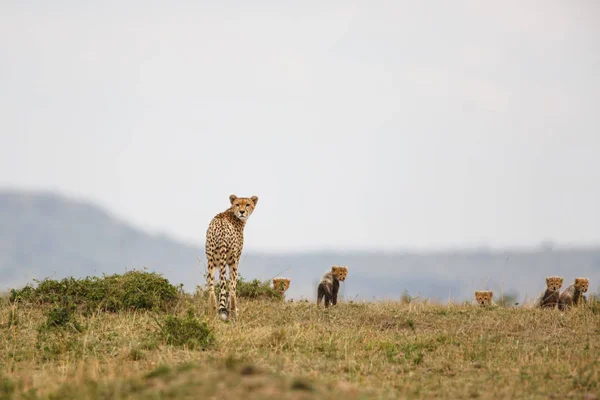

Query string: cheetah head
574 277 589 293
331 266 348 282
229 194 258 221
545 276 564 291
272 278 291 294
474 291 493 306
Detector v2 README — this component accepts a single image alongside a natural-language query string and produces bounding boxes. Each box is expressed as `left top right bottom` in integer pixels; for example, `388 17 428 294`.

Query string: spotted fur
205 194 258 321
558 277 589 310
317 266 348 308
535 276 564 309
474 291 495 307
272 278 291 297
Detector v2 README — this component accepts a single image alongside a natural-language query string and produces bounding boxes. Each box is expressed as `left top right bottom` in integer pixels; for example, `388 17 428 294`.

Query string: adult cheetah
205 194 258 321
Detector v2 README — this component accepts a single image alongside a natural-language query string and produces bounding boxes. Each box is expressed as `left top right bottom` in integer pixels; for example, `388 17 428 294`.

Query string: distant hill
0 190 202 291
1 189 599 302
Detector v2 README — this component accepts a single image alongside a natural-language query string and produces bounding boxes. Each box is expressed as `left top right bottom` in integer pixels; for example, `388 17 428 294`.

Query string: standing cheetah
205 194 258 321
317 266 348 308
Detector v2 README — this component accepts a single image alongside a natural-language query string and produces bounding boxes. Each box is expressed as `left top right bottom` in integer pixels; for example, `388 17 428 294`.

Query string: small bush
42 304 83 332
196 276 283 300
158 309 216 350
210 276 282 301
9 270 180 313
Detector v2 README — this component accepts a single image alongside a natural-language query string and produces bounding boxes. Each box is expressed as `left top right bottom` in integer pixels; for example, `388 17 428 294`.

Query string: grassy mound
9 270 180 312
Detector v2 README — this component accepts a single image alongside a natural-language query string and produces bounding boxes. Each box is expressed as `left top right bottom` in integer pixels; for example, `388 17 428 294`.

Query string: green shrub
9 270 180 313
237 277 282 300
158 309 216 350
42 304 83 332
210 276 282 301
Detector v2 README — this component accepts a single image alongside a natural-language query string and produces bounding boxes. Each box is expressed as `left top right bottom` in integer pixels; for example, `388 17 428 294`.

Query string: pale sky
1 0 599 252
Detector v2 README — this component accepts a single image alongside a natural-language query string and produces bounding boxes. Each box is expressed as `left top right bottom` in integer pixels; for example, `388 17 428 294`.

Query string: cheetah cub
535 276 564 309
205 194 258 321
474 291 496 307
558 278 589 310
317 266 348 308
272 278 291 297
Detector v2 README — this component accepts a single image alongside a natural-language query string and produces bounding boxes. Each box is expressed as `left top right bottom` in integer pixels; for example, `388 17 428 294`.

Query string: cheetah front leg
332 280 341 306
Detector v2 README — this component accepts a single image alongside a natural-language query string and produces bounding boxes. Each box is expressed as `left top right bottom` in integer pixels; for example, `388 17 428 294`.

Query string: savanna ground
0 271 599 400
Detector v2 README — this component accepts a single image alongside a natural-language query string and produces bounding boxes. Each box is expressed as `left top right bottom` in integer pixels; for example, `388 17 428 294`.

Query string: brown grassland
0 272 599 400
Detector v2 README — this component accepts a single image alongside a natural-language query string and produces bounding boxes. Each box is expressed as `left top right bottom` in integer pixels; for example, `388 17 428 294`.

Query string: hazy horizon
3 187 599 254
1 1 599 252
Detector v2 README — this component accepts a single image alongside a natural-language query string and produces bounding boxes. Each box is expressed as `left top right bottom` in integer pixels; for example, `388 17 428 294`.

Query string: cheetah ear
331 266 337 272
229 194 238 205
545 277 551 284
488 291 493 298
250 196 258 206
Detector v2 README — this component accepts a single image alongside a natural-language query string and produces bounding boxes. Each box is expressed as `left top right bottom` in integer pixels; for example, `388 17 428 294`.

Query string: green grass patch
157 309 216 350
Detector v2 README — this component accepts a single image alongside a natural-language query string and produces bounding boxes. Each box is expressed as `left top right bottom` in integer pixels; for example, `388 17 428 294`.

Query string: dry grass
1 291 599 399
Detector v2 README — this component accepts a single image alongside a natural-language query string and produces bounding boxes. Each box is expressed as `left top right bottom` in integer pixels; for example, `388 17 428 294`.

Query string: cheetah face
475 291 493 306
545 276 564 291
229 194 258 221
331 266 348 282
574 278 589 293
272 278 291 294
